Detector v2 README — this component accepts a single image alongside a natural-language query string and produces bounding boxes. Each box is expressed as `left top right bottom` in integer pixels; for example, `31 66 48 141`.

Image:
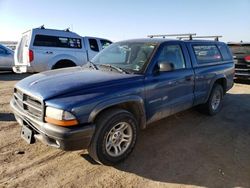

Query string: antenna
147 33 196 40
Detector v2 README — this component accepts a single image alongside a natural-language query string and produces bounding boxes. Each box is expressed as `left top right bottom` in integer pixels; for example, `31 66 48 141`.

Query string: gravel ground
0 72 250 188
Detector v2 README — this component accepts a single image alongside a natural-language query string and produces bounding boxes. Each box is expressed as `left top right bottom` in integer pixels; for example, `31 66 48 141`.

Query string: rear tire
88 108 138 165
200 84 224 115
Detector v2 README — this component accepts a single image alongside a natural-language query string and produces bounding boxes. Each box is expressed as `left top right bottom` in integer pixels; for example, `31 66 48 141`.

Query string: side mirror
158 61 174 72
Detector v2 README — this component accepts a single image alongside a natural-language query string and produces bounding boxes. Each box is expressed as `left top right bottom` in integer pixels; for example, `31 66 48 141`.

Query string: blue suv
11 36 234 164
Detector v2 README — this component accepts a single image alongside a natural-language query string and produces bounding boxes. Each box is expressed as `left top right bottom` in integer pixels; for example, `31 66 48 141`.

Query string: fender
88 95 147 129
205 74 227 102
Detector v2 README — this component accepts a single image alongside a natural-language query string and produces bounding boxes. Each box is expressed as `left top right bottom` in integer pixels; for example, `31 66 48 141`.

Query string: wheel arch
205 75 227 102
48 54 79 70
52 59 76 69
88 96 147 129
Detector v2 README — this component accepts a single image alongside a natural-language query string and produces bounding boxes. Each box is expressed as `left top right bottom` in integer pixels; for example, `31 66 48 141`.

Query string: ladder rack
147 33 196 40
35 25 71 32
178 35 222 41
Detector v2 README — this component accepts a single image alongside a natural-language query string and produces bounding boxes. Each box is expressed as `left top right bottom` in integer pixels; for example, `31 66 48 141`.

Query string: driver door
145 41 195 124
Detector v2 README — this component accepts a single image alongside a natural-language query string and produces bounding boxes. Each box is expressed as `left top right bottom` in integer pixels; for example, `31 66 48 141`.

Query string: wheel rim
105 122 133 157
211 90 221 110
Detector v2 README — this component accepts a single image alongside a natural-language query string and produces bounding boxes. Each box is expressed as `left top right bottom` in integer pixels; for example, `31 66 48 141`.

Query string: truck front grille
234 58 250 78
14 88 43 120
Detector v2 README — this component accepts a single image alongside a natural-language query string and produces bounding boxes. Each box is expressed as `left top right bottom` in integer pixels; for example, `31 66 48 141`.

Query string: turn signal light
45 117 78 126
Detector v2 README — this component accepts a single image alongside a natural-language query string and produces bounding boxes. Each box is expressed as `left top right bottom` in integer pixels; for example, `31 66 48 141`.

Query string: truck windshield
228 44 250 54
92 42 157 73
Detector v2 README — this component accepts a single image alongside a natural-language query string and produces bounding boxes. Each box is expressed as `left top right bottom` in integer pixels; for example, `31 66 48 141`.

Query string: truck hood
15 67 143 100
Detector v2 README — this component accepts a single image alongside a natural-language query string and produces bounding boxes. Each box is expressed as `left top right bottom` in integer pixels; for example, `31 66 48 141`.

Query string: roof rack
178 35 222 41
35 25 72 32
147 33 196 40
38 25 45 29
64 27 70 32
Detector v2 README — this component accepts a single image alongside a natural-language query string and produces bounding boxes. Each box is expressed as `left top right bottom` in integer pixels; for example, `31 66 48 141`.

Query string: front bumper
234 61 250 80
10 98 95 151
234 73 250 80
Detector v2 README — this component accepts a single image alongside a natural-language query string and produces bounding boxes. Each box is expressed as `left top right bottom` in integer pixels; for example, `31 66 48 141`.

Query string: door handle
45 51 53 54
167 80 178 85
185 76 193 81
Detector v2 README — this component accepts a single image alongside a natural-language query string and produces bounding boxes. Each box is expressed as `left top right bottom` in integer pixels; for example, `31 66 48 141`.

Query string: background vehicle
228 42 250 80
0 44 14 71
0 41 17 50
11 34 234 165
13 26 112 73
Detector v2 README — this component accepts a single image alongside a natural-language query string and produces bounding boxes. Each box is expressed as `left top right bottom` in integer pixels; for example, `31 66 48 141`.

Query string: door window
157 44 186 69
89 39 99 52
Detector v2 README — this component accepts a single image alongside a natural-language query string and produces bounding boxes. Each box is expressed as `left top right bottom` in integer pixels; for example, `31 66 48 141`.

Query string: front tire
88 109 138 165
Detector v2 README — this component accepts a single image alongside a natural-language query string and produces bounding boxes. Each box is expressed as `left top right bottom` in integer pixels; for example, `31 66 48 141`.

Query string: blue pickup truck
11 36 234 164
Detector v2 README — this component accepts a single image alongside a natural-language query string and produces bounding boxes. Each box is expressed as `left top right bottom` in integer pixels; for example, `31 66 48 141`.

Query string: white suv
13 26 112 73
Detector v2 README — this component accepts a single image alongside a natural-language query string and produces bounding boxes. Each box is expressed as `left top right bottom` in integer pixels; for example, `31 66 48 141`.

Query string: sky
0 0 250 42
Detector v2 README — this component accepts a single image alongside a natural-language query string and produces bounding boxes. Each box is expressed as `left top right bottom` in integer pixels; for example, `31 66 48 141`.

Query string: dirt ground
0 72 250 188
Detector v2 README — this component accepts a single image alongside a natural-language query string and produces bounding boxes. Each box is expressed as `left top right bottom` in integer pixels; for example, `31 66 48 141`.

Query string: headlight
45 106 78 126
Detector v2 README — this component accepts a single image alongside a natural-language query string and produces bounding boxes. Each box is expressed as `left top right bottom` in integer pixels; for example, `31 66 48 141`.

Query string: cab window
193 45 222 63
217 44 232 61
33 35 82 48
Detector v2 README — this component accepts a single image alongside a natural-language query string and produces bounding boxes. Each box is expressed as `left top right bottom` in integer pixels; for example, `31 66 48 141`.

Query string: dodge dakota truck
11 36 234 164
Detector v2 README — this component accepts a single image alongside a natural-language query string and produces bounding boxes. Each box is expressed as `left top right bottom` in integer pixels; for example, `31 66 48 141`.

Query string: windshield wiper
98 64 129 74
88 61 98 70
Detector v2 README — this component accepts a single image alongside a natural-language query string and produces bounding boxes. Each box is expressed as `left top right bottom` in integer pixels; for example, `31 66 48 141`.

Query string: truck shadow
0 72 32 81
112 93 250 187
234 79 250 85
